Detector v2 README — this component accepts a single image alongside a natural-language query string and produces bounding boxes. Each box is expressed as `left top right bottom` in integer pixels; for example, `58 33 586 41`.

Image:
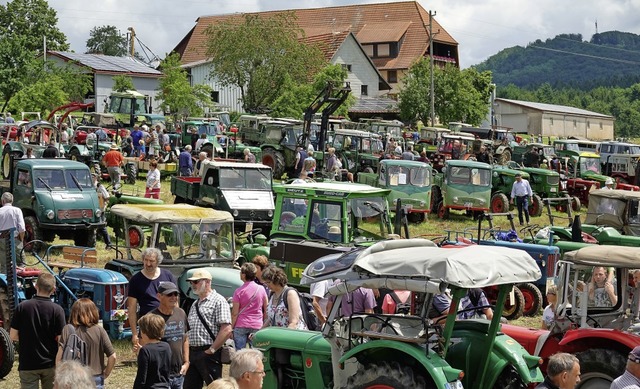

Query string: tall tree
156 53 213 118
112 75 135 92
0 0 68 53
204 12 324 113
86 25 127 56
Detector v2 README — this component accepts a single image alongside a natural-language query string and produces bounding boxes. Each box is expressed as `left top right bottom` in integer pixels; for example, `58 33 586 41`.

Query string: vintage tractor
490 165 543 217
431 160 492 220
428 132 476 172
254 239 544 389
501 245 640 388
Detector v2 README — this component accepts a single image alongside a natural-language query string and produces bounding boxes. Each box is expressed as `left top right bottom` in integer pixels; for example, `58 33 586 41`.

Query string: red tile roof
174 1 458 71
302 31 350 62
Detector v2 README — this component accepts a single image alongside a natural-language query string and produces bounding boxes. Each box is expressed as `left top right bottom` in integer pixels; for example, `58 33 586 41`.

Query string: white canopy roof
110 204 234 224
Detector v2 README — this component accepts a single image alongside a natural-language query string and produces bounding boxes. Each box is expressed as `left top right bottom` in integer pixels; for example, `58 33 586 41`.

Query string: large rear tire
518 282 543 317
24 216 43 252
2 149 21 179
74 228 97 248
0 327 15 379
345 361 428 389
261 148 285 178
529 194 543 217
576 348 626 389
437 201 449 220
125 163 138 184
493 365 527 389
490 193 509 213
503 286 525 320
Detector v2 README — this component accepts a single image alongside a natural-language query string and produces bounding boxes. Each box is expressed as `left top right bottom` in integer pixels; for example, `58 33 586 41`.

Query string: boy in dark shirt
134 313 172 388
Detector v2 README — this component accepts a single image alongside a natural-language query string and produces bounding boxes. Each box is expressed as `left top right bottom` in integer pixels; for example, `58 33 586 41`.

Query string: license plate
245 222 253 232
464 202 473 208
445 381 464 389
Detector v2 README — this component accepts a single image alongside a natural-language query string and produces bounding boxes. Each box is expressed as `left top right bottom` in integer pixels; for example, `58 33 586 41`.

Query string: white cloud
16 0 640 67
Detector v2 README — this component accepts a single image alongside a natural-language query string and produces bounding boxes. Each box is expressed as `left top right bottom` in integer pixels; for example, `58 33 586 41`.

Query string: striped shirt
610 370 640 389
187 290 231 347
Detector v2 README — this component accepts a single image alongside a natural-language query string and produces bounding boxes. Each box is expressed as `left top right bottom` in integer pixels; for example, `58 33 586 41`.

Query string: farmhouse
494 98 614 140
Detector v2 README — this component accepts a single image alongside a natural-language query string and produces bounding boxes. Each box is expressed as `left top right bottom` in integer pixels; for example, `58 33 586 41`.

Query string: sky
18 0 640 68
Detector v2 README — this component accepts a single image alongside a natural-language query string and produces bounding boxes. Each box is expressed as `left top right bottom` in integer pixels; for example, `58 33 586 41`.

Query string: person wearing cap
179 145 193 176
102 144 124 189
605 177 615 190
611 346 640 388
149 281 189 389
127 248 177 353
184 268 232 388
535 352 580 389
510 173 534 226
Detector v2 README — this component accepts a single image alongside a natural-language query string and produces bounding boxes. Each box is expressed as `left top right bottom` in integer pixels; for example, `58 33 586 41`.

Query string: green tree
8 75 68 113
156 53 213 118
399 60 492 126
0 0 68 53
204 12 325 113
112 75 135 92
86 25 127 56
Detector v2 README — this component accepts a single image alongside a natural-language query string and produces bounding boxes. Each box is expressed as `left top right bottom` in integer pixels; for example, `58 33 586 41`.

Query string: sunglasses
189 279 204 285
164 292 179 297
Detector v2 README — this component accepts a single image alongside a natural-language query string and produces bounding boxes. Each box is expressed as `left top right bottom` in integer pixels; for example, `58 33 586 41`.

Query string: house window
387 70 397 83
363 44 374 57
211 91 220 103
377 43 390 57
550 118 553 126
361 85 368 96
341 64 352 72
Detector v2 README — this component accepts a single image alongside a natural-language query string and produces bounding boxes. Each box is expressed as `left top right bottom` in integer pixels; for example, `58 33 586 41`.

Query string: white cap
605 177 614 185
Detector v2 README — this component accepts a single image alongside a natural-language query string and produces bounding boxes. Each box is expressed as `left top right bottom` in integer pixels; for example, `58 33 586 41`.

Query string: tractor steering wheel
175 253 205 261
236 228 263 243
20 240 48 267
566 314 601 328
519 224 540 240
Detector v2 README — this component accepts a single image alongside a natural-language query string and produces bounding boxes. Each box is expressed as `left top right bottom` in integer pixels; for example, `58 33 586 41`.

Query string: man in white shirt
510 173 533 225
0 193 25 267
310 280 331 325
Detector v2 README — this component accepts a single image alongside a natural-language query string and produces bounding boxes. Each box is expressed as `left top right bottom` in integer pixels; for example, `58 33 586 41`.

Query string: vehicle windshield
197 124 216 136
579 157 601 174
447 166 491 186
541 146 555 156
385 165 431 187
557 143 580 152
561 264 622 315
34 169 92 190
149 221 235 260
109 96 146 115
219 168 272 190
348 197 388 239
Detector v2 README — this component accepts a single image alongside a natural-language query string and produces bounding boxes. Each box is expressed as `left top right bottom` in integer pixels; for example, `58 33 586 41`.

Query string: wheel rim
520 288 536 313
491 195 506 213
262 154 275 169
438 204 446 219
2 153 10 178
577 373 612 389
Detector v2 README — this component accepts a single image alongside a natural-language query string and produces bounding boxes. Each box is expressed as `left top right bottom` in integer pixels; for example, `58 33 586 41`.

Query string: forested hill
473 31 640 90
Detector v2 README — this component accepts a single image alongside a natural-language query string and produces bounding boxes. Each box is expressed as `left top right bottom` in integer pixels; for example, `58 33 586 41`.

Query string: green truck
170 160 274 233
432 160 492 220
356 159 432 222
4 158 104 246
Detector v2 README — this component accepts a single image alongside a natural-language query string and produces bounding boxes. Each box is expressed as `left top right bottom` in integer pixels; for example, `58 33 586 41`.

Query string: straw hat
110 143 119 150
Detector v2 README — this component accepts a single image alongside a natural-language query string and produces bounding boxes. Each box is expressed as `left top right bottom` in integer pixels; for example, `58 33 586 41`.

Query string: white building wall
331 35 382 98
189 63 244 112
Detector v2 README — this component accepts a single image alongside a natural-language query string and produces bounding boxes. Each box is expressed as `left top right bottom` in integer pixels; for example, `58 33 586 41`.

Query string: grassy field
0 174 567 387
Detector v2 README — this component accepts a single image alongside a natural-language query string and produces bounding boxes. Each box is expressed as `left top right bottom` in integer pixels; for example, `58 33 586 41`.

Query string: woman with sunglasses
261 267 307 330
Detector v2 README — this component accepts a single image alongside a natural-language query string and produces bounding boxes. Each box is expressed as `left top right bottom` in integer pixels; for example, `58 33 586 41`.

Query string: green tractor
490 166 543 217
237 119 299 178
326 128 385 177
431 160 492 220
357 159 432 223
254 239 544 388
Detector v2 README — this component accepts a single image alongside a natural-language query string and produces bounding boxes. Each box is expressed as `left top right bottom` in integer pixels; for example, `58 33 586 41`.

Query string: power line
528 45 640 65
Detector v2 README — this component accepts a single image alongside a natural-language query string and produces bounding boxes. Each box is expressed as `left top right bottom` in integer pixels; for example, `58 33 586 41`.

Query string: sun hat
605 177 614 185
110 143 118 150
186 268 212 281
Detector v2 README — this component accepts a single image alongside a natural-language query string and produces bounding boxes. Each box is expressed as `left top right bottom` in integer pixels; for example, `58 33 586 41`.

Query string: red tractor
501 245 640 388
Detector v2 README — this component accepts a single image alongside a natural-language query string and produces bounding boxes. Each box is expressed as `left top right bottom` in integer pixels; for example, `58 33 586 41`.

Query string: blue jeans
94 375 104 389
169 375 184 389
233 327 259 350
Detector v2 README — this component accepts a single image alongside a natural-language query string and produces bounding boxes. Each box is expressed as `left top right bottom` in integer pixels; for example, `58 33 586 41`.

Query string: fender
69 144 91 156
4 141 25 153
340 340 463 384
559 327 640 350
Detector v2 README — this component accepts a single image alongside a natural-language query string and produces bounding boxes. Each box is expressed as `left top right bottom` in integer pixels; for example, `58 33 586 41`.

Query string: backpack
282 287 321 331
61 324 88 365
388 291 411 315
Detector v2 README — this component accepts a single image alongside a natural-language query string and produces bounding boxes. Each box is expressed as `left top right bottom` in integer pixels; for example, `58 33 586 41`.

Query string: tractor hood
219 189 275 210
582 171 608 184
303 239 541 294
35 190 101 223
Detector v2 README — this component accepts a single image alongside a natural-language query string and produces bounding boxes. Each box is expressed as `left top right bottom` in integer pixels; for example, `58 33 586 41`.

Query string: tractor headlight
268 210 273 217
392 199 398 205
96 209 102 218
233 210 239 217
453 196 459 203
419 201 426 207
46 210 55 220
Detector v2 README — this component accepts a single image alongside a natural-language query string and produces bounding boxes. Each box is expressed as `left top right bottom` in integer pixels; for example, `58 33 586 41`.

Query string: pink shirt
233 281 267 329
382 290 411 314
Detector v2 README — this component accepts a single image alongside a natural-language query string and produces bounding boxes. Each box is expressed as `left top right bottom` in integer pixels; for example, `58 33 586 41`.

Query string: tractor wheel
490 193 509 213
24 216 43 252
492 365 526 389
407 212 425 223
576 348 626 389
261 148 285 178
2 149 22 179
437 201 449 220
344 361 428 389
571 196 581 211
74 228 97 248
518 282 543 317
201 144 213 159
126 163 138 184
503 285 525 320
500 149 512 165
431 187 441 214
174 196 185 204
0 327 15 379
529 194 544 218
0 287 9 331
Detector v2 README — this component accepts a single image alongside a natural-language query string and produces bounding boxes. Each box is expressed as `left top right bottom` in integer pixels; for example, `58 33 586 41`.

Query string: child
134 313 172 388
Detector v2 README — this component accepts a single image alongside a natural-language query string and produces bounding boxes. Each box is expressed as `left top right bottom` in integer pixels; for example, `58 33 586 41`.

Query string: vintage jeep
356 159 432 223
104 204 242 303
501 245 640 388
254 239 544 389
431 159 492 220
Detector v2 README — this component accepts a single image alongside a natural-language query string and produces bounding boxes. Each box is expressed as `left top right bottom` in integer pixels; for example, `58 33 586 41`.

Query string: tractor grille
58 209 93 219
547 176 559 186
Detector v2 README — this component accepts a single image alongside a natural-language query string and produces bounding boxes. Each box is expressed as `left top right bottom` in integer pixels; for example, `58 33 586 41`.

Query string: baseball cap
186 268 212 281
157 281 179 295
629 346 640 363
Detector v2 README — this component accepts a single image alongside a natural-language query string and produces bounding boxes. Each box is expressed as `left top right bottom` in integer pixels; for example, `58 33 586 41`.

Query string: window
361 85 368 96
377 43 390 57
341 64 352 72
363 44 374 57
387 70 397 83
211 91 220 103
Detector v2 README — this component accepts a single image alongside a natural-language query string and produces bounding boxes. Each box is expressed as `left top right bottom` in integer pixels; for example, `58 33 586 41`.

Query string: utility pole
428 10 439 127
